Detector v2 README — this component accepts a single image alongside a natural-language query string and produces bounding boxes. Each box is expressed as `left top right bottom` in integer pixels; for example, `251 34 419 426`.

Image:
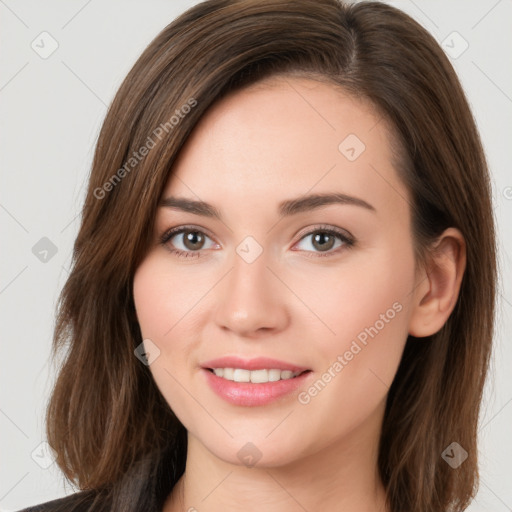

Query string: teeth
211 368 302 383
233 369 251 382
222 368 233 380
250 369 268 383
268 369 281 382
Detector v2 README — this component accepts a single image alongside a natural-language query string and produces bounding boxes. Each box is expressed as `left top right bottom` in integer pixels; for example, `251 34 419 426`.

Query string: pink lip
201 356 309 373
200 356 312 407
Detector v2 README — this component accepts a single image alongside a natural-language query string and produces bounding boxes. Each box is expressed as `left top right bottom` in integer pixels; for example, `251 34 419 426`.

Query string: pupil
313 232 334 251
185 231 204 250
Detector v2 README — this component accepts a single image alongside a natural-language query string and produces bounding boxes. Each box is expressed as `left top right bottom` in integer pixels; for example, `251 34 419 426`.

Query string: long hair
46 1 497 511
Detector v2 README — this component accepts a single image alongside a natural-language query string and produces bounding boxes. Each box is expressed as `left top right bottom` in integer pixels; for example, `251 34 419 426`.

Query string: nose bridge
214 241 288 335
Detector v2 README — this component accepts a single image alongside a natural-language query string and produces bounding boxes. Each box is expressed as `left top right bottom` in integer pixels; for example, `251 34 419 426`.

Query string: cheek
133 253 210 345
133 254 202 420
289 245 414 354
293 243 415 435
132 253 198 399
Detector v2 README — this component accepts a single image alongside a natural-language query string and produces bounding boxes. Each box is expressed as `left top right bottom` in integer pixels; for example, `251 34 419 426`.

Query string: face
133 76 418 468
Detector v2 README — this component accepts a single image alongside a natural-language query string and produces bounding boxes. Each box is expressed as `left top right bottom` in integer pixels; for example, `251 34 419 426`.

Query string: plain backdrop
1 0 511 510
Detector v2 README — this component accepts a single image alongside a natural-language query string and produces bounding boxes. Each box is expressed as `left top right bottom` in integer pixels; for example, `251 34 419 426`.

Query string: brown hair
46 1 496 511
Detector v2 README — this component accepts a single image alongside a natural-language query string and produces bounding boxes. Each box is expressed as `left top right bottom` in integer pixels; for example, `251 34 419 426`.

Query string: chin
195 430 312 470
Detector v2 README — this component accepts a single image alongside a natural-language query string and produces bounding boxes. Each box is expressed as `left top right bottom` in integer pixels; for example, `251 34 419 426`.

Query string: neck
164 405 388 512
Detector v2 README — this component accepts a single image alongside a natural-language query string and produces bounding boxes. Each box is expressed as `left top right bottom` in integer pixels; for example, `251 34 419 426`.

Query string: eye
293 226 354 257
160 226 219 258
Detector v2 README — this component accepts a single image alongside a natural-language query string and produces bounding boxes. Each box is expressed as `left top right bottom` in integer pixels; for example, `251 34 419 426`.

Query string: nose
214 249 290 338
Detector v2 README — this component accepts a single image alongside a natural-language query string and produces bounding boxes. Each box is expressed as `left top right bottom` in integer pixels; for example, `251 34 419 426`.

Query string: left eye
294 229 351 254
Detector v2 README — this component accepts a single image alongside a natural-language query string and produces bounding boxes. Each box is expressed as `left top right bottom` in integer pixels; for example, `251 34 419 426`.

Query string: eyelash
159 224 355 260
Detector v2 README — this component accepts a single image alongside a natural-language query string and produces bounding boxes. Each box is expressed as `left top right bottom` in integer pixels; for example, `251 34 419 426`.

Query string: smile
208 368 306 383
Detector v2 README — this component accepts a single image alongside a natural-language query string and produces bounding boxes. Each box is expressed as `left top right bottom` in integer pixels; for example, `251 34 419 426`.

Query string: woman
20 0 496 511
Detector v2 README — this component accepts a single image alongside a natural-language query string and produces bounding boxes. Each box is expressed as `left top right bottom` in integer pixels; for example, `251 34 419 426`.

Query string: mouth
200 356 313 406
205 367 311 383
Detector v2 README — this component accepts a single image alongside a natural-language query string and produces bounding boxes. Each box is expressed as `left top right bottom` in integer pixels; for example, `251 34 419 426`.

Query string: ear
408 228 466 337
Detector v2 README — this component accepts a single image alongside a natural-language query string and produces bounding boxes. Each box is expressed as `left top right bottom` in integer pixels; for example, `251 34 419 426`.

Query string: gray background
1 0 511 510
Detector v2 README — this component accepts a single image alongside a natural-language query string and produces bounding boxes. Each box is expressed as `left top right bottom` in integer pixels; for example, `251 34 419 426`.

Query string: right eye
160 226 219 258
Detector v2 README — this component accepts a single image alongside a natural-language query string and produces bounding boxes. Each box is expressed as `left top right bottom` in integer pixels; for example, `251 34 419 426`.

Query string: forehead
164 76 407 218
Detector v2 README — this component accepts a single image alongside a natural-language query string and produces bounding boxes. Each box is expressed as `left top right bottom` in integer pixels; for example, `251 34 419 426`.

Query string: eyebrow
159 192 376 220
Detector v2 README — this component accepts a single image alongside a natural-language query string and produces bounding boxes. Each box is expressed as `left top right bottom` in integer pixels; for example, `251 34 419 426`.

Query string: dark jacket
17 443 183 512
18 491 108 512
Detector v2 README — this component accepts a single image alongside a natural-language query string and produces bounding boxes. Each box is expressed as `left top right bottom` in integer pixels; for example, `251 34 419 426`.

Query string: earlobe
408 228 466 338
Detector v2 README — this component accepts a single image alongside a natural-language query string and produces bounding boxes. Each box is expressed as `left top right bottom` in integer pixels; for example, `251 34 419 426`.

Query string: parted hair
45 1 496 511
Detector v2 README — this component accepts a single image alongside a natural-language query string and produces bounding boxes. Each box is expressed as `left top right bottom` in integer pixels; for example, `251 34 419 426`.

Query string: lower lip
202 368 312 407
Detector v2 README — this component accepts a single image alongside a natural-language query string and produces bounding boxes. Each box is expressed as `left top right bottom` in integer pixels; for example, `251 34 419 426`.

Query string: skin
133 76 466 512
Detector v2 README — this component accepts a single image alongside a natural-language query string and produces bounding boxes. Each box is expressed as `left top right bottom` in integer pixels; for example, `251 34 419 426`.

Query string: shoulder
17 490 100 512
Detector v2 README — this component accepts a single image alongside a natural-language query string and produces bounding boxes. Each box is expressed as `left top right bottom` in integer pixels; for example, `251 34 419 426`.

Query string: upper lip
201 356 310 373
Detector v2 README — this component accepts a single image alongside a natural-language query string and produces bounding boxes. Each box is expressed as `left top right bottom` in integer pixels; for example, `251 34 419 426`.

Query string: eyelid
160 224 219 246
293 223 354 244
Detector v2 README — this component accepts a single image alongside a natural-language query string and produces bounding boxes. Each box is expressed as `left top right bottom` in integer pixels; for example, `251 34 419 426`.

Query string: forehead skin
164 76 410 242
